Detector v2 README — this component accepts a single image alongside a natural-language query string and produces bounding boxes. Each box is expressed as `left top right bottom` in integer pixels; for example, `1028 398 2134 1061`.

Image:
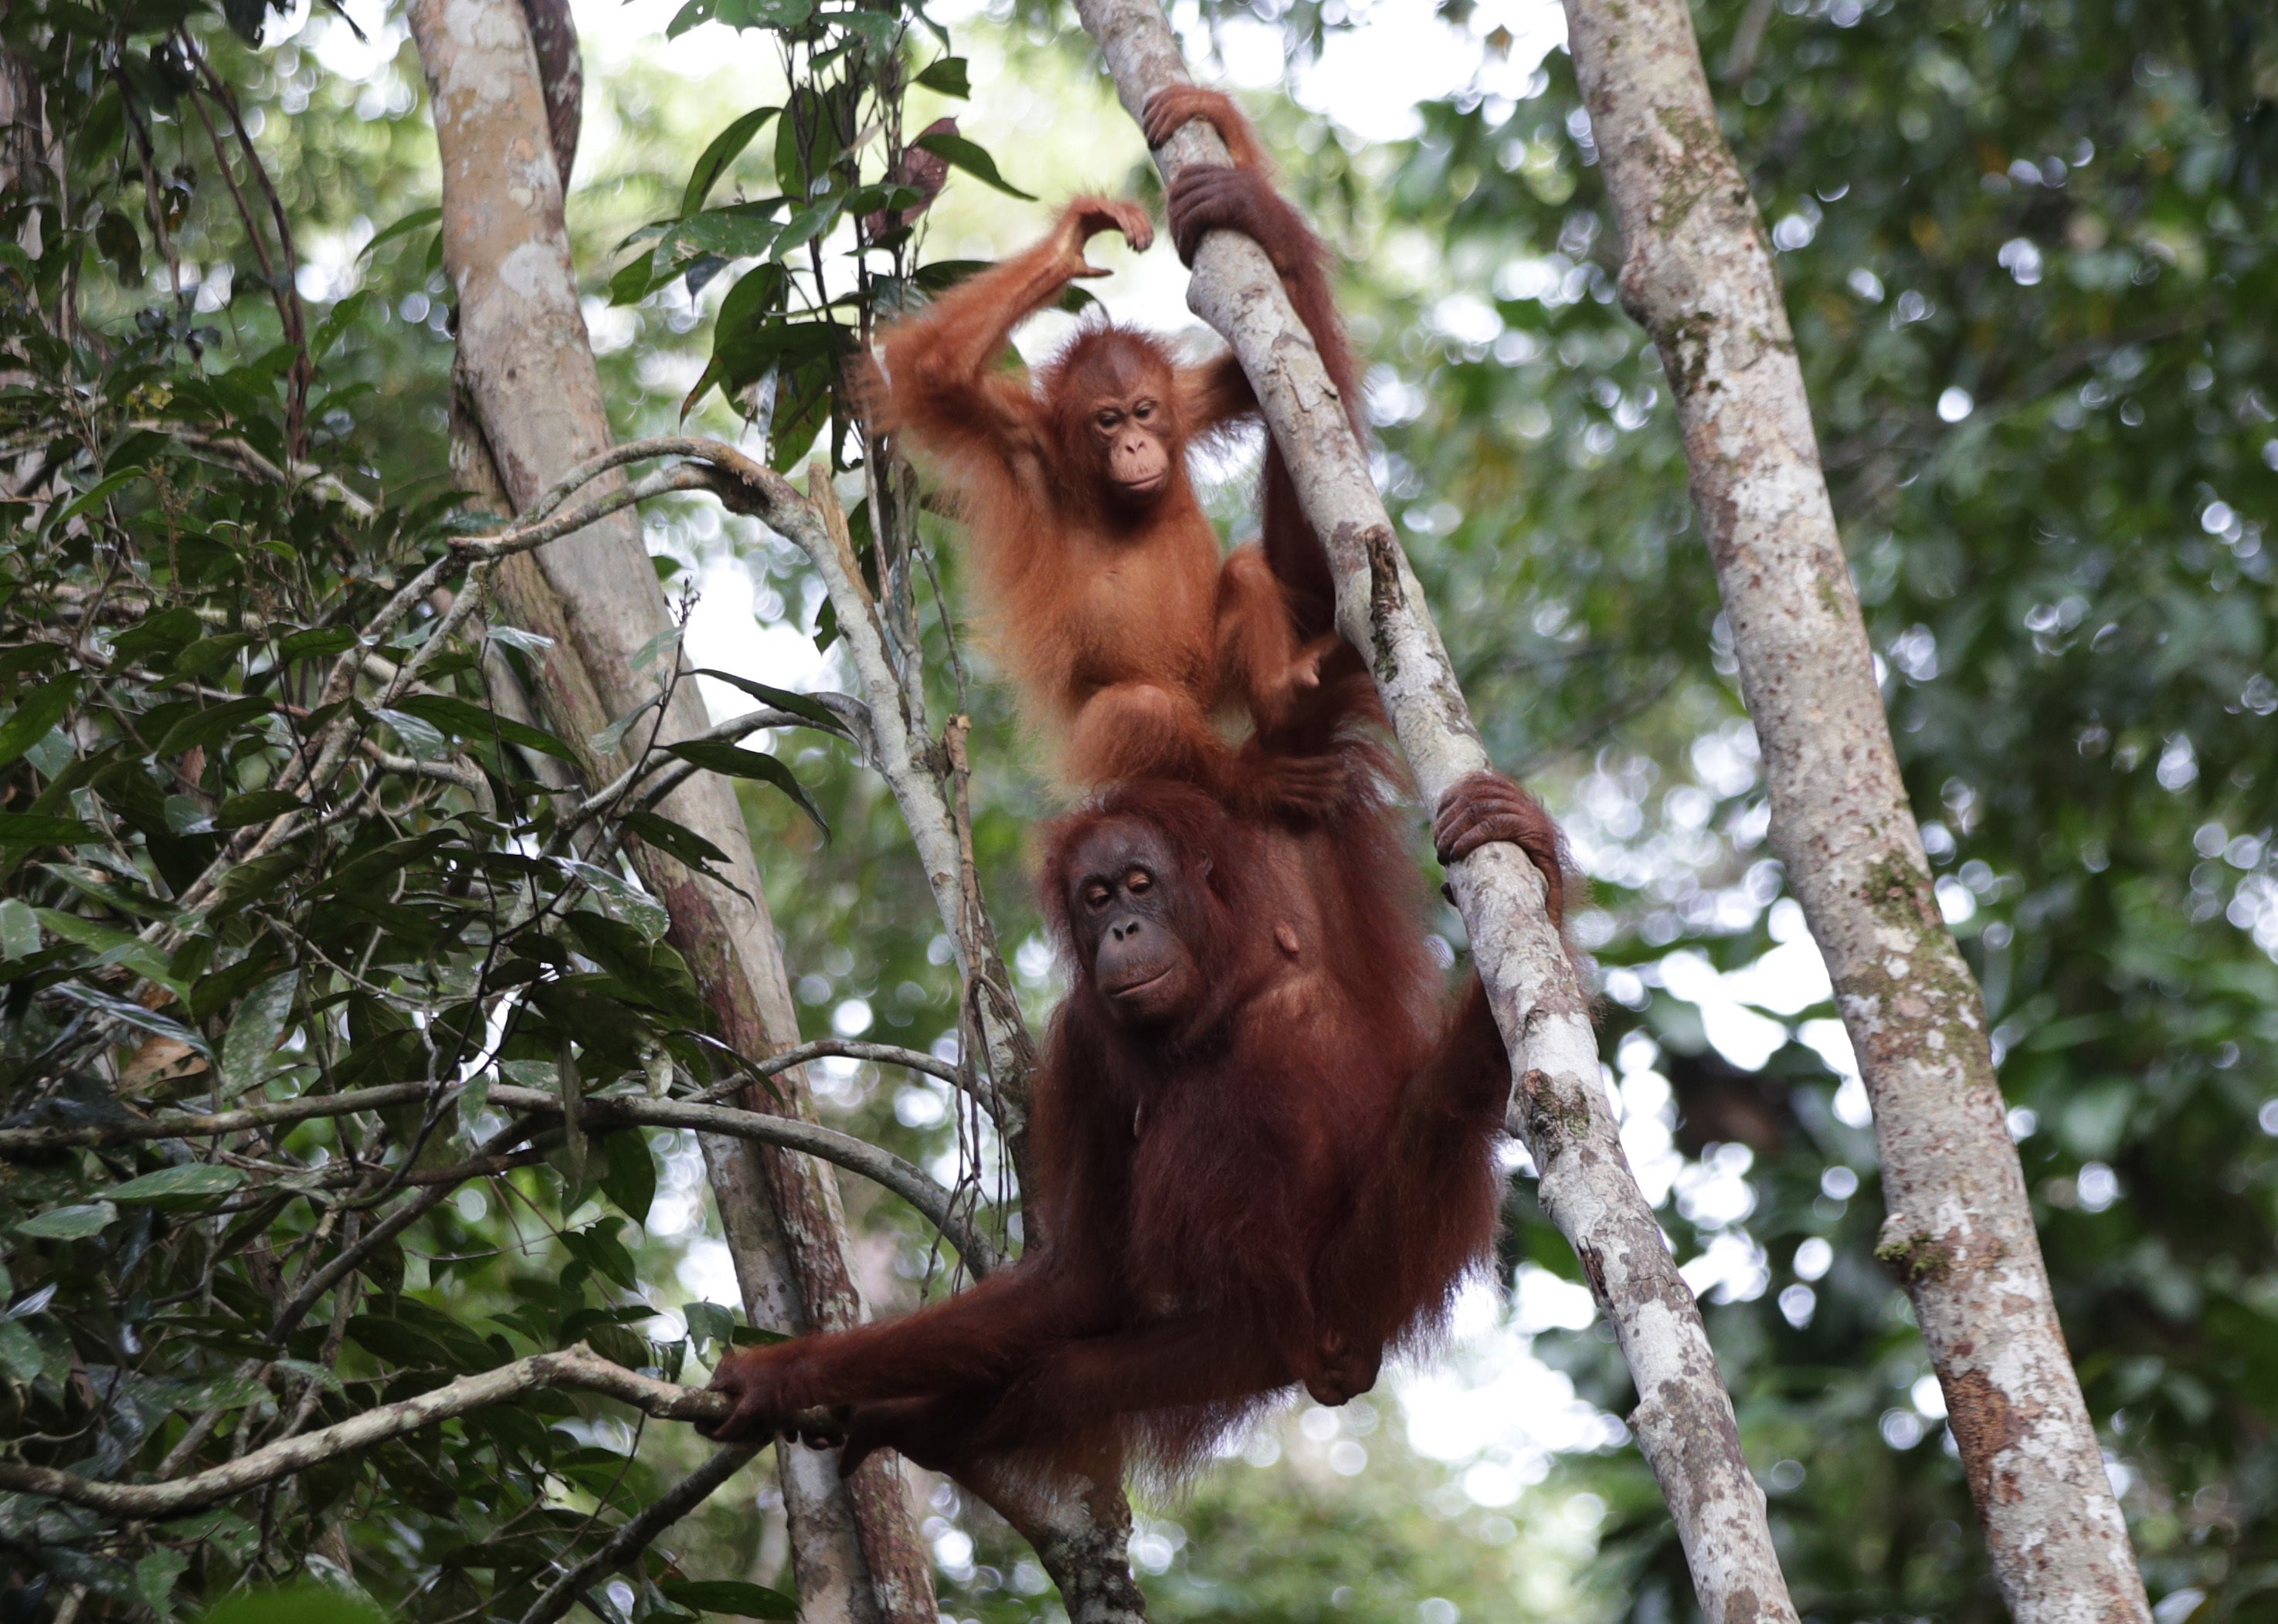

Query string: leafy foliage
0 3 844 1617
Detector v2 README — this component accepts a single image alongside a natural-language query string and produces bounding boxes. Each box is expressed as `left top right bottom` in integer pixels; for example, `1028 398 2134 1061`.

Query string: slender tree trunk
1559 0 2151 1618
405 4 935 1622
1072 6 1795 1621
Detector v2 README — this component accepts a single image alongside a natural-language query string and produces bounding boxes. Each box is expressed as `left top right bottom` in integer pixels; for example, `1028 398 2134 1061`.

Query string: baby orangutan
868 92 1366 813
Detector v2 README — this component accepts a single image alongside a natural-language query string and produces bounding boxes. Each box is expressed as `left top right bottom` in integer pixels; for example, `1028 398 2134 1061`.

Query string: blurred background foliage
2 0 2274 1617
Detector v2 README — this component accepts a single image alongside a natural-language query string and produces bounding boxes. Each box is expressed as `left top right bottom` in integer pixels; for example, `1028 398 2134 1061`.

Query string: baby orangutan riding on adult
701 761 1569 1484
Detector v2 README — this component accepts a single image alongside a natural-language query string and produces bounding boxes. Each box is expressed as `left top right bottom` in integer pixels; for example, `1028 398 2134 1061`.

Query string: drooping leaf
391 693 576 760
682 107 782 217
659 1579 798 1619
692 670 848 736
601 1131 657 1227
621 810 732 870
356 205 442 263
912 129 1037 201
213 788 306 830
219 969 298 1099
0 676 79 768
664 740 830 837
153 696 271 758
912 56 969 97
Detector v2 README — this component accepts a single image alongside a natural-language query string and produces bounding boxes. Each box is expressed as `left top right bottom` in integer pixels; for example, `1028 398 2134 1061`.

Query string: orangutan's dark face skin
1064 820 1200 1026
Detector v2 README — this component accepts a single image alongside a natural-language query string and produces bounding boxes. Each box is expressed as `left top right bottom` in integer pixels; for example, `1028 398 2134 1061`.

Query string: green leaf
559 1221 641 1292
667 203 789 263
622 809 732 870
214 788 306 830
609 246 664 307
109 606 205 661
375 708 449 760
0 814 102 847
172 632 260 680
682 1300 735 1354
310 290 369 361
631 624 683 673
0 676 79 768
683 107 781 217
660 1579 799 1619
212 849 303 915
664 741 830 837
109 1164 248 1210
0 899 39 958
51 467 146 527
274 626 358 664
95 209 142 285
392 693 576 760
357 205 442 262
0 1321 42 1382
591 695 661 757
601 1131 657 1226
136 1548 190 1619
220 969 298 1099
153 695 272 757
15 1202 117 1239
912 130 1037 201
912 56 969 97
198 1583 388 1624
692 670 847 736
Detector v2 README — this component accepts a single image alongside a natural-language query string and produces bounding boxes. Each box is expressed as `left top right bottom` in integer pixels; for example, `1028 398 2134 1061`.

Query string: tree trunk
1558 0 2151 1618
1071 5 1796 1621
405 4 935 1621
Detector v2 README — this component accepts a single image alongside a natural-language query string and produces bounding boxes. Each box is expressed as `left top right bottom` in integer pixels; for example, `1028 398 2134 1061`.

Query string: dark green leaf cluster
0 18 830 1619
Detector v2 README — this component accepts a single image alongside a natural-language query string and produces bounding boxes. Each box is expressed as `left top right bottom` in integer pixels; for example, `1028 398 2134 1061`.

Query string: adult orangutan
867 88 1370 811
701 762 1568 1483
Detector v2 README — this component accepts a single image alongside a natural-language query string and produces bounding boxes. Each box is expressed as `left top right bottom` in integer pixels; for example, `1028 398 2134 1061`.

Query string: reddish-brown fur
867 90 1368 809
701 761 1568 1487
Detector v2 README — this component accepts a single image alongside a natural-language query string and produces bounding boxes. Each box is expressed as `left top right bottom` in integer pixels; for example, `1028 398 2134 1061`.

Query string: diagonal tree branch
0 1344 752 1520
1068 7 1799 1622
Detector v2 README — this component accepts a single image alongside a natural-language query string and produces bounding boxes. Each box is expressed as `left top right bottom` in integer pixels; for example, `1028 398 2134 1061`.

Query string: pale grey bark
404 3 935 1621
1558 0 2151 1619
1070 6 1794 1621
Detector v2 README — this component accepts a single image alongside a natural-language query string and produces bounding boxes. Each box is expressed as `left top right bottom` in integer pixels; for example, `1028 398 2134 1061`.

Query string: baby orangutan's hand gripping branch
868 185 1349 816
699 761 1574 1487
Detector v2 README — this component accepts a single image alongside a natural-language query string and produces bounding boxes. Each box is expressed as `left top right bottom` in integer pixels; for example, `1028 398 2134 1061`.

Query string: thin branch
515 1442 763 1624
485 1085 1000 1274
0 1345 752 1519
0 1082 435 1154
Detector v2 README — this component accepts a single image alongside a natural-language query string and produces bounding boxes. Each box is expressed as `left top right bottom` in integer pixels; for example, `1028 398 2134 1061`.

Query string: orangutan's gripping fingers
699 1349 796 1443
1433 772 1568 926
1166 167 1288 268
1140 83 1231 150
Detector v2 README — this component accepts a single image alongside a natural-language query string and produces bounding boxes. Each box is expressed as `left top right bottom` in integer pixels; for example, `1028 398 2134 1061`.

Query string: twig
485 1085 1000 1274
0 1081 436 1154
515 1442 763 1624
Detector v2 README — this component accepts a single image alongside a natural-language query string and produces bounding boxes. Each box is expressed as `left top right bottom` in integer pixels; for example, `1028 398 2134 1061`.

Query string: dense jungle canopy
0 0 2272 1619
